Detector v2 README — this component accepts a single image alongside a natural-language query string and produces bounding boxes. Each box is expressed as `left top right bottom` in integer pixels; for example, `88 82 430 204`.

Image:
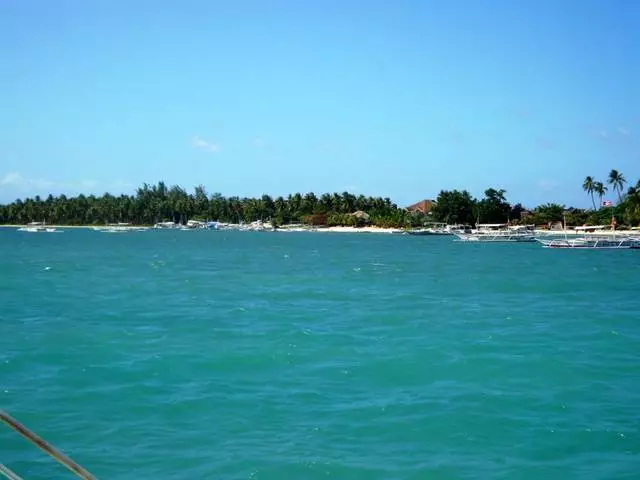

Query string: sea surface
1 228 639 479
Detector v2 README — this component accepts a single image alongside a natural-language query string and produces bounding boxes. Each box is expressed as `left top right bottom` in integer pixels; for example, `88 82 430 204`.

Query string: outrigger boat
406 222 464 236
17 221 60 233
535 216 640 250
536 236 640 249
454 224 536 242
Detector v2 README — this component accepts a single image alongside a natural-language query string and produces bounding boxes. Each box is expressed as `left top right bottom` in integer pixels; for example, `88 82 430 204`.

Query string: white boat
407 222 457 236
535 216 640 249
95 223 148 233
17 222 60 233
536 236 640 249
454 224 536 242
153 221 179 229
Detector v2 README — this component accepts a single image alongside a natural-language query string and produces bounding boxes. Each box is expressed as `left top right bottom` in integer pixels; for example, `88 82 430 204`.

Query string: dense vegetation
1 170 639 228
0 183 405 227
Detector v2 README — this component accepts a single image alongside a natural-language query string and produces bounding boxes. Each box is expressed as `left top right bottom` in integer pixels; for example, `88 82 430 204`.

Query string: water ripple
1 231 639 479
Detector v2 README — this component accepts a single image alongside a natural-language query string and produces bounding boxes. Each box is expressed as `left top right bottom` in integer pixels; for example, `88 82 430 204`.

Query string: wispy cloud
0 173 141 202
1 172 55 189
191 135 220 153
590 126 633 141
0 172 107 198
1 172 22 186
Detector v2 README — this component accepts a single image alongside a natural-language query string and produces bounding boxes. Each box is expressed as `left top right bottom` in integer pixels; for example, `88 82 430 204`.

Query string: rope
0 464 24 480
0 409 97 480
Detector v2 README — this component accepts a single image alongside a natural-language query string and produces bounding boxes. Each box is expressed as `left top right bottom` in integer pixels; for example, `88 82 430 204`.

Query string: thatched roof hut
349 210 370 221
348 210 371 225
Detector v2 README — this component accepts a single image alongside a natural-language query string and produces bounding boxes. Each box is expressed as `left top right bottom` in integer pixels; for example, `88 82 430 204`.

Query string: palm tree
623 181 640 226
583 176 596 210
593 182 608 209
607 169 626 203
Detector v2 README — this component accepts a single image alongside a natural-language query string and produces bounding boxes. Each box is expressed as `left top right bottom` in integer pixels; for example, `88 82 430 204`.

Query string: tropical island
1 169 639 229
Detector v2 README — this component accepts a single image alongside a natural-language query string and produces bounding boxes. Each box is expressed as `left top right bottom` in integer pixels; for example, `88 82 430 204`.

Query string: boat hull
536 237 640 250
454 233 536 243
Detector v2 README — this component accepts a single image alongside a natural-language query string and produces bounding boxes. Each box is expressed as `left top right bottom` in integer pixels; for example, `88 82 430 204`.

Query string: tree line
1 170 639 228
0 182 406 227
430 169 640 227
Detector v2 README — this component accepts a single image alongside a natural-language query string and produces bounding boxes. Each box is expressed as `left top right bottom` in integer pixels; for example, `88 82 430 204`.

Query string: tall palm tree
583 176 596 210
593 182 608 209
607 169 626 203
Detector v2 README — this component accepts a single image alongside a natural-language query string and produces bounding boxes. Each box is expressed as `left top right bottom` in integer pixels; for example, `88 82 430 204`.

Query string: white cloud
0 172 108 199
618 127 630 136
191 135 220 153
1 172 23 186
1 172 55 189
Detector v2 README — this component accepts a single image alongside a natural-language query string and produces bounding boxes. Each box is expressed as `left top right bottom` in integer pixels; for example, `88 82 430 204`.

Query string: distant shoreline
2 224 638 236
0 224 145 229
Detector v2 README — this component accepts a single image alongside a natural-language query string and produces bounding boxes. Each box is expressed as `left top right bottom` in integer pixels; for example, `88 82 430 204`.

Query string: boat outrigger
406 222 466 236
16 221 60 233
1 409 96 479
535 216 640 250
536 236 640 249
454 224 536 242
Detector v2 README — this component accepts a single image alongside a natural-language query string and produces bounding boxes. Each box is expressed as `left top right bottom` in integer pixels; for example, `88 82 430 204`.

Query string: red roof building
405 199 435 214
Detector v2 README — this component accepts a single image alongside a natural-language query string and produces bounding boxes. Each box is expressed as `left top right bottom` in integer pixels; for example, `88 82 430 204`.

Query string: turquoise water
1 229 639 479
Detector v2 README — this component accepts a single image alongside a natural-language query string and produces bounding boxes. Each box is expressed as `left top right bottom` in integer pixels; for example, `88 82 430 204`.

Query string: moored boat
535 216 640 249
536 237 640 249
17 222 61 233
454 224 536 242
407 222 456 235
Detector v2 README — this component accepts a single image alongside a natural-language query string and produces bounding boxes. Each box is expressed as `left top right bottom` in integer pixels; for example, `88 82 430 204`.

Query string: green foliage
622 180 640 226
593 181 607 208
583 176 596 210
431 190 476 225
0 183 403 227
526 203 564 225
607 169 627 203
585 206 623 226
2 173 638 229
509 203 525 221
477 188 511 223
564 209 589 227
579 171 638 226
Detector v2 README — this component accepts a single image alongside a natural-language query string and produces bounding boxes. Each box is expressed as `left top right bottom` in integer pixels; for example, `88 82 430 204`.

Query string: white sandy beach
2 224 638 236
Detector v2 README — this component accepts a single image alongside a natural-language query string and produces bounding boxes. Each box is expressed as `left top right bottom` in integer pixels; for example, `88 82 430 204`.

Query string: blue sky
1 0 638 208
